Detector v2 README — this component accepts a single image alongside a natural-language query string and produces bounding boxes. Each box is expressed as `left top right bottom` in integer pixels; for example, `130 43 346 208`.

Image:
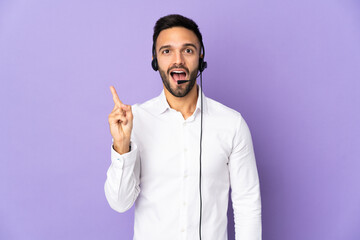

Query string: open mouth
170 69 187 83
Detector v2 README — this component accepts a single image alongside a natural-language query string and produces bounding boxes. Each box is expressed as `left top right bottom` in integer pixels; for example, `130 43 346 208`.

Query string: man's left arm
228 116 262 240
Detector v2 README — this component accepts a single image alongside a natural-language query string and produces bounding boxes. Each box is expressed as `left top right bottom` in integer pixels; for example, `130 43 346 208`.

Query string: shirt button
183 201 186 206
184 174 188 178
181 228 185 232
184 148 188 152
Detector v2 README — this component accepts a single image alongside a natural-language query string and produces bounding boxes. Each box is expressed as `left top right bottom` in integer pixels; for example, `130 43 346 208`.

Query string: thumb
122 105 133 118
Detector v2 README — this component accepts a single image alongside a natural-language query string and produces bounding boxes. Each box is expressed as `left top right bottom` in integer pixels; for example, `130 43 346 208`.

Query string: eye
162 49 170 54
184 48 193 54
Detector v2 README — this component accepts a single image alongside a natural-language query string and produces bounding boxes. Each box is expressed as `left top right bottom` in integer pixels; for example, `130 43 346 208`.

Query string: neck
164 84 198 120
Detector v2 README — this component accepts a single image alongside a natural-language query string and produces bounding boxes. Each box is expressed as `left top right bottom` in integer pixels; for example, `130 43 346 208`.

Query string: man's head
152 14 206 97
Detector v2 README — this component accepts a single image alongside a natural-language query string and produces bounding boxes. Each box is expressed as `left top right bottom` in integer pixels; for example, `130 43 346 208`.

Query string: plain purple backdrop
1 0 359 239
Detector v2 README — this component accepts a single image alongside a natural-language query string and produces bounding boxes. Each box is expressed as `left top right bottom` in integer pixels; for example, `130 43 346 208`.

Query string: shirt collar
153 85 207 116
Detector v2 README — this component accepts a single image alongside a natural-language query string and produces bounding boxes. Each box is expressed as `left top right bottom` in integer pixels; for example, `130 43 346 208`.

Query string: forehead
156 27 199 49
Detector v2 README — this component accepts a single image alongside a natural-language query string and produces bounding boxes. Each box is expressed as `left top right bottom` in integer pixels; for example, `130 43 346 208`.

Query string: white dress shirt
104 86 262 240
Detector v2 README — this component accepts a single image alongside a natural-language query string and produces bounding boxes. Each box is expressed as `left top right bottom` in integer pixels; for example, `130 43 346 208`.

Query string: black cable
199 72 203 240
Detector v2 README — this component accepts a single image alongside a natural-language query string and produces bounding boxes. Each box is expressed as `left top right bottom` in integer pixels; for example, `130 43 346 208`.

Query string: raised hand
108 86 133 154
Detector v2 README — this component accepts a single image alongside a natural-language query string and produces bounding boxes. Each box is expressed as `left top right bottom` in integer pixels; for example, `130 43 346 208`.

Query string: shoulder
204 96 253 150
131 94 162 115
206 98 249 137
205 96 243 122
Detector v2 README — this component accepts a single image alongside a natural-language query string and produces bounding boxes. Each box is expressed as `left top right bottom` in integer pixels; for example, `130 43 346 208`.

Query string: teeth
172 71 185 73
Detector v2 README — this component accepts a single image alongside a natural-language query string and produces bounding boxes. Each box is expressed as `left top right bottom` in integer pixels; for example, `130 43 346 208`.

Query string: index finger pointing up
110 86 123 106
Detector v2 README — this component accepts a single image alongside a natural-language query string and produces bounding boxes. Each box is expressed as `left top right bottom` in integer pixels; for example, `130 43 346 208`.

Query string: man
104 14 262 240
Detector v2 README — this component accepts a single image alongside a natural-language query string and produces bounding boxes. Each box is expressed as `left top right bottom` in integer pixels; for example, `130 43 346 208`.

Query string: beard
159 65 198 98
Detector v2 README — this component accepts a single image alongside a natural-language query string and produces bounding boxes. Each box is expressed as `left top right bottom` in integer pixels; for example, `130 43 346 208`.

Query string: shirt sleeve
229 116 262 240
104 141 141 213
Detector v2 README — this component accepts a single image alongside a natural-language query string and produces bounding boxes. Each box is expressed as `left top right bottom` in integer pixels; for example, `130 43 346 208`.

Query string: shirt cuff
111 142 138 168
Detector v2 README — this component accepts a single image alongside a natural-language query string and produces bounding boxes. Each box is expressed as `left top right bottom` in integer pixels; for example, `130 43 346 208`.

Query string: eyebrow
158 43 198 54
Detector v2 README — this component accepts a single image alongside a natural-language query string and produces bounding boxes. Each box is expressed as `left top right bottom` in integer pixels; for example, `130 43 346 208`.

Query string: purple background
1 0 359 239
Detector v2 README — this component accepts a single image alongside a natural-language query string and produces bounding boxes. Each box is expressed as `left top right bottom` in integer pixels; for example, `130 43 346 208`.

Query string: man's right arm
104 86 140 212
104 141 140 212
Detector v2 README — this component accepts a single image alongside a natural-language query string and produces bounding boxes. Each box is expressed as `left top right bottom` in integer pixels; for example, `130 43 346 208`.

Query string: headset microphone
177 71 204 84
177 80 189 84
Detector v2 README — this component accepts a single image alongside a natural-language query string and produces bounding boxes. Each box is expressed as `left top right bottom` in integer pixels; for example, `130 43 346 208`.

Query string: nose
173 50 185 65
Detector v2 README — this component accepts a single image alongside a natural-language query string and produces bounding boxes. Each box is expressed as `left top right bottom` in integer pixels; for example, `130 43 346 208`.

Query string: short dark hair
152 14 204 57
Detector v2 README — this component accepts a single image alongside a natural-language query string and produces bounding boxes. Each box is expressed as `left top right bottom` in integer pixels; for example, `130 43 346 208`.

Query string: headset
151 40 207 240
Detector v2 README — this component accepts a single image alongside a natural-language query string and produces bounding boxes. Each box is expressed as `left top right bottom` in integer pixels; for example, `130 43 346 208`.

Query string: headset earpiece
151 57 158 71
151 45 158 71
199 54 207 73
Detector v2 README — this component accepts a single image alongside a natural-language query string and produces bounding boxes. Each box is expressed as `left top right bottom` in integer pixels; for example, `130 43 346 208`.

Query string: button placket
178 119 188 237
181 120 189 236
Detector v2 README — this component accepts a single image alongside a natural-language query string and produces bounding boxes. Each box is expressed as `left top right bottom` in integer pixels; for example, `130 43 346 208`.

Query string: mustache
167 65 189 75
